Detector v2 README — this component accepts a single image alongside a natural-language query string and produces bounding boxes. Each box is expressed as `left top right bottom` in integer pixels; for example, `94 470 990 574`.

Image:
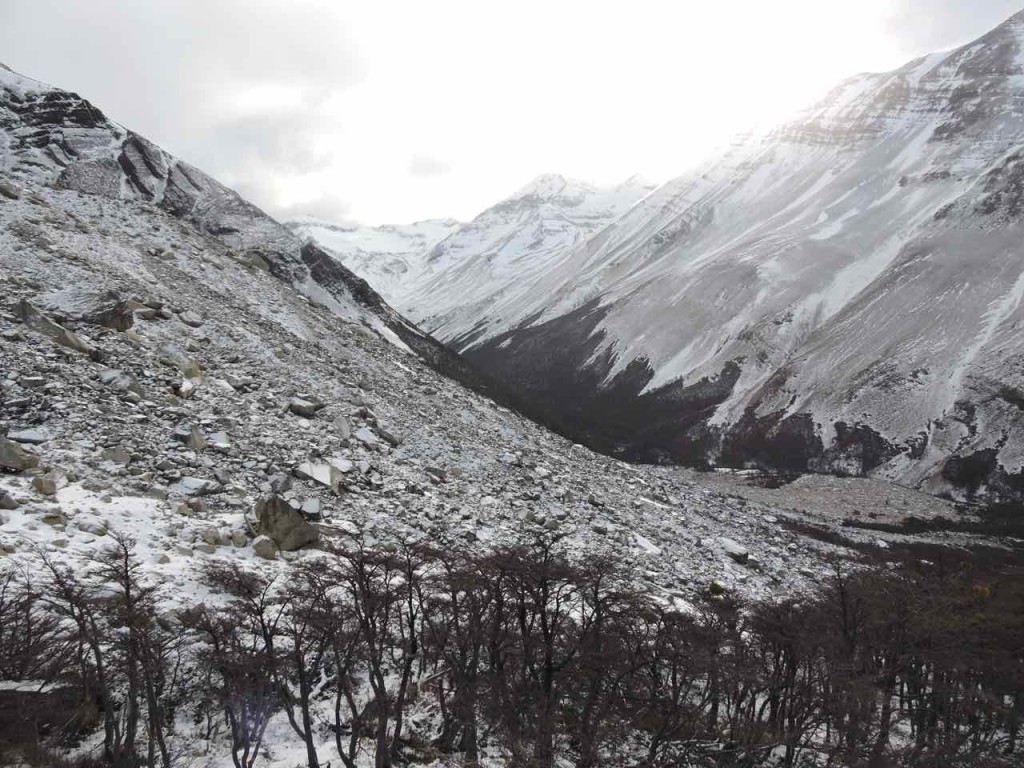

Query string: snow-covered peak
288 217 462 305
510 173 596 201
0 62 53 94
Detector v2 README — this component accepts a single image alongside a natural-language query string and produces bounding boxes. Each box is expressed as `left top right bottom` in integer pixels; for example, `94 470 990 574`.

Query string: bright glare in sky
1 0 1019 224
265 0 911 223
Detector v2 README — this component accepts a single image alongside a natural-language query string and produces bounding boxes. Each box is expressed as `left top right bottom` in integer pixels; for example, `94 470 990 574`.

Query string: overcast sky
1 1 1021 224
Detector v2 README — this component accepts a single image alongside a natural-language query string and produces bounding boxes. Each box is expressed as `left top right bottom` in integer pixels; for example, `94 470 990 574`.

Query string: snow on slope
408 173 656 338
293 174 655 328
286 217 460 305
408 10 1024 503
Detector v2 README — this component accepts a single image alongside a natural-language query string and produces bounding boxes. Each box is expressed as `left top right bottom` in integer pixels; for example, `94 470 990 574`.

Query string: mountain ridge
370 9 1024 505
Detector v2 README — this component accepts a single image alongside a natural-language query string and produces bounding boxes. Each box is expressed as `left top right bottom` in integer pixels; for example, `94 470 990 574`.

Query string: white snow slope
291 174 655 321
286 217 460 306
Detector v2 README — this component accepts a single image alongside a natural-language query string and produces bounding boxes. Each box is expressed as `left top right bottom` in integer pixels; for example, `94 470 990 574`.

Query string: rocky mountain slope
395 10 1024 505
285 217 460 306
1 55 1021 768
0 67 872 622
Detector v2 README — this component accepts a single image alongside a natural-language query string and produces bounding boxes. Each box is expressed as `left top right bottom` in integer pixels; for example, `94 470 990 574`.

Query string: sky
1 1 1021 225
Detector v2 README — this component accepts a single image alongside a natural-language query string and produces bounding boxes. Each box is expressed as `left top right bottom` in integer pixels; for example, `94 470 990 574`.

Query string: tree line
0 531 1022 767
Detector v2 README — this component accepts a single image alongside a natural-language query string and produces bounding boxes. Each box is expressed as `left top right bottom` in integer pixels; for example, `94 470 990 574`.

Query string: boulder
0 179 22 200
83 298 134 331
0 492 19 510
178 310 205 328
355 427 378 446
0 437 40 471
720 538 749 565
171 423 207 452
33 470 68 497
7 428 47 445
16 300 101 360
295 460 344 495
376 423 404 447
172 477 220 497
252 535 278 560
158 343 202 379
289 398 325 418
98 368 144 396
255 495 319 551
101 446 132 466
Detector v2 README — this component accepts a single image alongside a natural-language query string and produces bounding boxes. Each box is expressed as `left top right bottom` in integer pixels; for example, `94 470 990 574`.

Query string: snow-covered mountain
0 61 880 610
293 174 655 323
402 10 1024 504
2 52 1020 768
286 217 460 305
406 173 656 336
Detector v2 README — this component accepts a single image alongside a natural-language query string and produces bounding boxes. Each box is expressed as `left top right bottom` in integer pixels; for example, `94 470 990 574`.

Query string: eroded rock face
255 494 319 551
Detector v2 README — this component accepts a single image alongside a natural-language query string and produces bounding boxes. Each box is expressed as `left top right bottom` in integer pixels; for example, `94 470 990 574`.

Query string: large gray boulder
255 494 319 551
0 437 40 471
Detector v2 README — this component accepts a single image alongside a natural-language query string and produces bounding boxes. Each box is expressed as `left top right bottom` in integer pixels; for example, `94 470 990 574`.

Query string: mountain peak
512 173 596 200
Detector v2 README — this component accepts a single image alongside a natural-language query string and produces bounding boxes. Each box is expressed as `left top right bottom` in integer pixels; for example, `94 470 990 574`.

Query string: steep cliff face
402 11 1024 503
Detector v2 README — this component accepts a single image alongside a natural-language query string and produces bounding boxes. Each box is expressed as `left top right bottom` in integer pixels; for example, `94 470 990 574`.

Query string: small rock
98 368 144 396
178 310 205 328
208 432 231 451
75 517 108 536
0 492 19 511
295 460 345 495
201 527 221 545
355 427 378 446
289 398 325 418
101 446 132 466
158 343 202 379
40 509 67 527
300 498 323 520
720 538 749 565
173 477 220 497
335 415 352 440
252 535 278 560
